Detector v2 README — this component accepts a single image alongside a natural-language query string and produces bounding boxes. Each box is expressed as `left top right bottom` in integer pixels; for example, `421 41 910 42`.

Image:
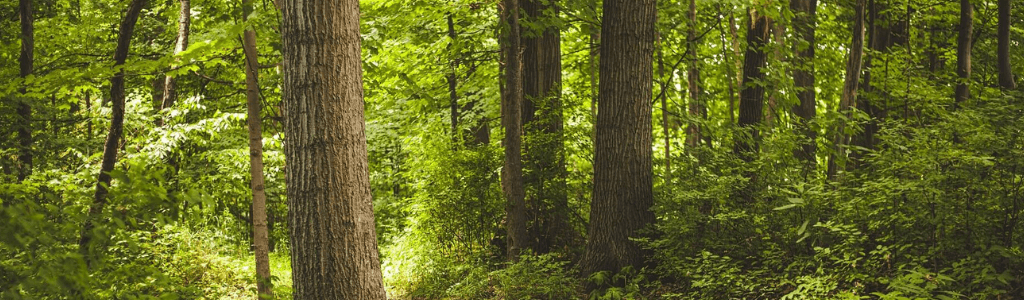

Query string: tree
685 0 704 148
580 0 656 280
447 13 461 145
78 0 146 263
791 0 817 172
522 0 569 254
501 0 530 258
241 0 272 295
17 0 34 182
735 10 771 161
280 0 387 298
158 0 190 125
827 0 866 181
955 0 972 107
846 0 906 165
998 0 1015 89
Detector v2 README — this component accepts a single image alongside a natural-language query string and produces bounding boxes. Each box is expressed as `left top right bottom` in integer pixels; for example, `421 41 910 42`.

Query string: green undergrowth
0 213 294 299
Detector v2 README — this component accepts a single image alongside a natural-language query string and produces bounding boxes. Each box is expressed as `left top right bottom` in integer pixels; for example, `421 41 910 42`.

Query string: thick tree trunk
998 0 1015 89
241 0 272 296
280 0 387 298
955 0 972 107
827 0 866 181
17 0 33 182
521 0 569 254
159 0 190 123
735 10 771 161
500 0 529 258
580 0 656 281
791 0 817 172
78 0 146 262
685 0 703 148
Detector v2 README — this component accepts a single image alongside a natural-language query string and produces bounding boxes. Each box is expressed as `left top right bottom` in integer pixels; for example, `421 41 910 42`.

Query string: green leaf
774 204 797 211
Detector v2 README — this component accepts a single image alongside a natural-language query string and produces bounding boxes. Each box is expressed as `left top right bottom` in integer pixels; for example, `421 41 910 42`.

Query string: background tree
78 0 146 263
522 0 569 254
791 0 817 172
955 0 972 107
501 0 530 258
827 0 866 180
998 0 1015 89
157 0 189 124
735 10 770 161
16 0 33 182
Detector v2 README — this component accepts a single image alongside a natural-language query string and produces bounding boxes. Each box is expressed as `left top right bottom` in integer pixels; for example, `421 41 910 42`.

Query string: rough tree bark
158 0 190 122
241 0 272 296
791 0 817 172
735 10 771 161
17 0 34 182
280 0 387 298
500 0 529 258
998 0 1015 89
955 0 972 107
78 0 146 263
827 0 866 181
580 0 656 281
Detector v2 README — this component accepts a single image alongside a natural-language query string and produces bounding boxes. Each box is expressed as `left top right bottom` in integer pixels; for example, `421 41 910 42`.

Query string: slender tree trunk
850 0 888 160
158 0 190 126
791 0 817 172
580 0 656 281
728 10 743 119
998 0 1015 89
589 23 599 138
955 0 972 107
827 0 866 181
657 31 671 176
78 0 146 263
280 0 387 298
447 14 461 145
242 0 272 296
500 0 529 258
765 24 784 128
17 0 34 182
735 10 771 161
685 0 703 148
718 8 736 125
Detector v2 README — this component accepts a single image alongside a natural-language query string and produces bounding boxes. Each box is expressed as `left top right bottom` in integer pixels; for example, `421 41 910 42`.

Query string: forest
1 0 1023 298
